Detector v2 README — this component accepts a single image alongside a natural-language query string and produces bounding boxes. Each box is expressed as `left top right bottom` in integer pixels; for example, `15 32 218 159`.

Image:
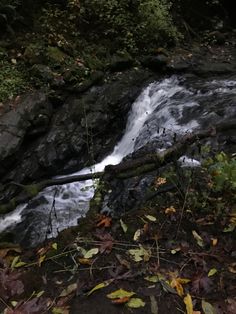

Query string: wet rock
141 55 168 71
0 92 52 177
30 64 55 83
0 69 152 202
109 52 133 72
193 62 235 76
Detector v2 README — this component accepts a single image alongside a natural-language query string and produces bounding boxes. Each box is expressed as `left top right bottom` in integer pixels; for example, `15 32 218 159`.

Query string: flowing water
0 75 236 246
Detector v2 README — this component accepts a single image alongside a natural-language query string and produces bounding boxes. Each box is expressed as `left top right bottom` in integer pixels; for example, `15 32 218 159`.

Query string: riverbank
0 1 236 312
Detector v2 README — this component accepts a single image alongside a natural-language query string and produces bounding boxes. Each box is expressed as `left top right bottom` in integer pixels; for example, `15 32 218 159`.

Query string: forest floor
0 163 236 314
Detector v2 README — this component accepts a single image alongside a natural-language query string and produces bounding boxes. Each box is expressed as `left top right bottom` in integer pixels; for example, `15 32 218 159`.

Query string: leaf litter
0 165 235 314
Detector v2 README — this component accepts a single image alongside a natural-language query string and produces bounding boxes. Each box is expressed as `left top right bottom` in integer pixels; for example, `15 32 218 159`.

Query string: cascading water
1 75 236 246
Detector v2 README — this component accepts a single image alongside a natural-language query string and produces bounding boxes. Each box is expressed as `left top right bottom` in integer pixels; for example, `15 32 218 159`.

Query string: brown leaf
0 269 24 300
191 273 213 294
96 215 112 228
112 297 130 304
95 231 114 253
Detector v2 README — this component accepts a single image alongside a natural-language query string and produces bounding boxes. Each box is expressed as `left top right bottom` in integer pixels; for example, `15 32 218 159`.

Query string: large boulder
0 69 152 203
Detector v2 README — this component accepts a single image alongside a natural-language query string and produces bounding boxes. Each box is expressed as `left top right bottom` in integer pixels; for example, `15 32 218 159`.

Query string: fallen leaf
120 219 128 233
112 297 130 304
184 293 193 314
11 256 27 269
128 246 150 262
154 177 167 188
60 283 77 297
52 243 58 250
170 277 191 297
83 248 99 259
35 290 45 298
97 216 112 228
87 279 113 296
52 306 70 314
192 230 204 247
127 298 145 308
145 215 157 222
202 300 216 314
78 258 92 265
223 224 235 233
171 247 181 254
0 269 24 300
228 262 236 273
208 268 217 277
145 275 159 283
192 274 213 294
133 229 141 241
211 238 218 246
38 255 46 267
96 232 114 254
165 206 176 215
107 289 135 299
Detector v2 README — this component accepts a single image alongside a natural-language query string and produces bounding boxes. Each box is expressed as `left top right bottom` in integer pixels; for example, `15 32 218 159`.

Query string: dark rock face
0 69 152 203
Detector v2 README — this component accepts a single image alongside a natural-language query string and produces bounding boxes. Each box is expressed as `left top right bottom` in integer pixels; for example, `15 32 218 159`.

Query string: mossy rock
30 64 55 82
24 43 46 65
46 46 67 64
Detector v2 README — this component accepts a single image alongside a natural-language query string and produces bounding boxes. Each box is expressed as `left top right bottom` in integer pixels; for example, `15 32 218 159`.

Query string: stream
0 74 236 246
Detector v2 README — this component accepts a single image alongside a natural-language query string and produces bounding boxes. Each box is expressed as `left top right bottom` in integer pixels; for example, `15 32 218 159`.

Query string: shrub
79 0 180 52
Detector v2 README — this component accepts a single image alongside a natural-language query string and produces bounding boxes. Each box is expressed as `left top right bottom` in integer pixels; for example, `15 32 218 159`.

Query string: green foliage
0 59 29 102
207 152 236 192
80 0 180 52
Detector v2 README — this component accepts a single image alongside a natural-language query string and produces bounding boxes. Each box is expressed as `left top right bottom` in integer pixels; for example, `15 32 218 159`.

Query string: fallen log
0 120 235 215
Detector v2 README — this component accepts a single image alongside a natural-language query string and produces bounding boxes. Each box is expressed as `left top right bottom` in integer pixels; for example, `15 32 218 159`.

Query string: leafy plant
0 60 29 102
207 152 236 192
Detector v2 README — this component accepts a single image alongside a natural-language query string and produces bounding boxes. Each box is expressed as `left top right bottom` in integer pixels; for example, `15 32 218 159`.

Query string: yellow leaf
87 279 113 296
52 243 58 250
107 289 135 299
228 262 236 273
171 247 181 254
145 215 157 222
83 248 99 259
60 283 77 297
208 268 217 277
170 277 190 297
120 219 128 233
78 258 92 265
127 298 145 308
36 290 45 298
165 206 176 215
38 255 46 267
133 229 141 241
11 256 27 269
144 276 159 283
11 301 18 307
129 246 150 262
211 238 218 246
154 177 167 188
15 261 27 268
201 300 216 314
192 230 204 247
184 293 193 314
